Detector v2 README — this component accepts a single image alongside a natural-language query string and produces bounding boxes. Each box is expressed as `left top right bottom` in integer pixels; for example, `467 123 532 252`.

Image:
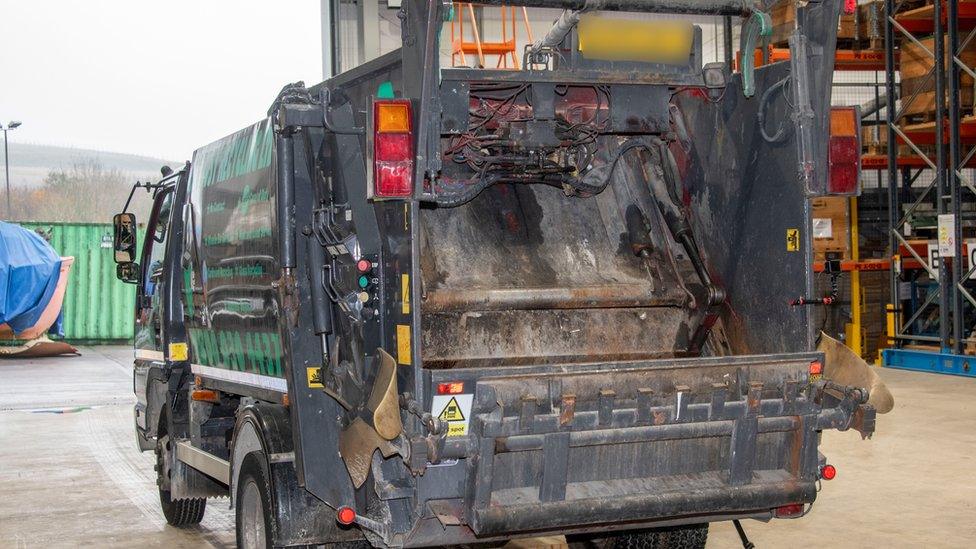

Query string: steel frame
885 0 976 360
883 347 976 376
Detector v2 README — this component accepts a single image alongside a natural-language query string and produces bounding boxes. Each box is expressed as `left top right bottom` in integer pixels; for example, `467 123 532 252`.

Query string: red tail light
827 106 860 195
372 99 414 198
337 506 356 525
821 464 837 480
774 503 805 518
437 382 465 395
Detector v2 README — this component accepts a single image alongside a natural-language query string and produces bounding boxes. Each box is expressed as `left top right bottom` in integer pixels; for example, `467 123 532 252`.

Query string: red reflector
337 506 356 525
774 503 805 518
828 135 859 194
356 259 372 273
437 382 465 395
821 464 837 480
809 360 823 376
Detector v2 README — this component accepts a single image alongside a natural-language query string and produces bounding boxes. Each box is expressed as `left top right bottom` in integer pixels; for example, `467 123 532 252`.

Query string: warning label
306 367 324 388
439 397 465 421
786 228 800 252
431 394 473 436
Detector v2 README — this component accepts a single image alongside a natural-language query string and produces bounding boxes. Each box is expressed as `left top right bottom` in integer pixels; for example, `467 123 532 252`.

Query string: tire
647 524 708 549
236 453 277 549
155 422 206 526
567 523 708 549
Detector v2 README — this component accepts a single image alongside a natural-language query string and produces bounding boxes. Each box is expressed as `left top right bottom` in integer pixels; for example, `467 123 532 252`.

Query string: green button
358 275 369 288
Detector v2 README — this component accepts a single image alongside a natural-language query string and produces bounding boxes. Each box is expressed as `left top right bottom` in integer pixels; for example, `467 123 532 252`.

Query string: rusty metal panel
419 181 695 368
20 222 142 342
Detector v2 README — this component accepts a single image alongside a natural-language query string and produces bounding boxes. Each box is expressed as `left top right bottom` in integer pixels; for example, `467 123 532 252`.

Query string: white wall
331 3 736 74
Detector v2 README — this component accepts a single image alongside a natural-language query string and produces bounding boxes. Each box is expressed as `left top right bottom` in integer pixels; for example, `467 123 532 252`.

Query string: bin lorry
113 0 881 547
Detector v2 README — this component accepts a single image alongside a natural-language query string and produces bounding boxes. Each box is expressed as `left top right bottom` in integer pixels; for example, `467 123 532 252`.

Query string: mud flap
818 333 894 414
339 349 403 488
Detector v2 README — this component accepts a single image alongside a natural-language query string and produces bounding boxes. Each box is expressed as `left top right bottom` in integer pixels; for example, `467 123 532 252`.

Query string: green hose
739 11 772 98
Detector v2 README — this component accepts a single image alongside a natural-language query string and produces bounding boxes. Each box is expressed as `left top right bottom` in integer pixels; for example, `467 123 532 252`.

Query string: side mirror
113 212 137 263
116 262 140 284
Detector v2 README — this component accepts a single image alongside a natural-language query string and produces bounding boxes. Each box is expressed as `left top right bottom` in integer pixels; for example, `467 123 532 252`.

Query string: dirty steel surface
1 346 974 548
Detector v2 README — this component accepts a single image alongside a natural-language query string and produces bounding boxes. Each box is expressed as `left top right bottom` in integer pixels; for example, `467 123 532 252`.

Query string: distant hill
3 143 180 188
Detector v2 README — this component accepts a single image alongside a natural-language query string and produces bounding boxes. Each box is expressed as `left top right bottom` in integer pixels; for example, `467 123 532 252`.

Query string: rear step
474 471 814 534
176 441 230 485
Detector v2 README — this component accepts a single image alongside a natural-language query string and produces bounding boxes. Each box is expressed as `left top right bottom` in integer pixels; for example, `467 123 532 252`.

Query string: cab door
132 171 189 444
134 187 175 354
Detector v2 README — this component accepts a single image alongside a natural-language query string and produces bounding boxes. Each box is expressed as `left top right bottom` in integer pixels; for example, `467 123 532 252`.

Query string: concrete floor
0 347 974 548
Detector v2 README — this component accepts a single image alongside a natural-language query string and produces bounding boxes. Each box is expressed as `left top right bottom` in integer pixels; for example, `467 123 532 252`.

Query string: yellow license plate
577 15 693 64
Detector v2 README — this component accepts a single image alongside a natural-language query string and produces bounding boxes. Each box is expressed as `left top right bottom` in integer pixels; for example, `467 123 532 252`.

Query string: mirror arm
121 183 139 214
122 179 173 213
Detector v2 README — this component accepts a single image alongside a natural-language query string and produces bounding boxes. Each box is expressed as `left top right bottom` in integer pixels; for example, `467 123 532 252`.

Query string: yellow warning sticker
438 397 465 421
307 367 324 388
432 394 473 436
168 342 188 361
786 228 800 252
396 324 412 365
401 274 410 315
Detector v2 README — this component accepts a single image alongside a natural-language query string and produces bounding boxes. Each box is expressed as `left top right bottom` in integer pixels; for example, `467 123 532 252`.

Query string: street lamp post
3 121 22 219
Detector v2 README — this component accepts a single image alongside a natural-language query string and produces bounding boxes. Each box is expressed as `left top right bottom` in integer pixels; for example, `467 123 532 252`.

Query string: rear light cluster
372 99 414 198
827 106 860 195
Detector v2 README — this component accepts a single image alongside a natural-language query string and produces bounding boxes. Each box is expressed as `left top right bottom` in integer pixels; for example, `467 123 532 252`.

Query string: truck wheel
236 453 277 549
155 431 207 526
642 523 708 549
567 523 708 549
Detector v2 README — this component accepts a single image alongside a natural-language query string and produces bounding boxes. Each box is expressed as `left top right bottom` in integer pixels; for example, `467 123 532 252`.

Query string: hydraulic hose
528 8 585 57
739 10 772 98
434 138 647 207
758 74 792 143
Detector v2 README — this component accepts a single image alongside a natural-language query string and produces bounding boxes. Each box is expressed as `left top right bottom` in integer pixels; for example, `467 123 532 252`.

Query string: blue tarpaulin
0 222 64 336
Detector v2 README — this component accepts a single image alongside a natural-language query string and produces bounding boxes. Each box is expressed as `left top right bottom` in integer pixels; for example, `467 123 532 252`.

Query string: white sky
0 0 324 161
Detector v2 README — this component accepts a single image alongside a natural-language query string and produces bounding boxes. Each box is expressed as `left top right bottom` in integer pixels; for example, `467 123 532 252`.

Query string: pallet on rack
837 37 885 51
812 196 851 262
896 115 976 146
894 0 976 34
861 124 888 155
898 34 976 122
770 0 884 48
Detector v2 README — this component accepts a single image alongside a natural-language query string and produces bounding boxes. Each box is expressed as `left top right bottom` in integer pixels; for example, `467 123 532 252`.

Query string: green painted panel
19 222 144 342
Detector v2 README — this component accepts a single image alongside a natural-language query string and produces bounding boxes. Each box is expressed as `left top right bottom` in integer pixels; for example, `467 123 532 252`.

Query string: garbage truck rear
112 0 879 547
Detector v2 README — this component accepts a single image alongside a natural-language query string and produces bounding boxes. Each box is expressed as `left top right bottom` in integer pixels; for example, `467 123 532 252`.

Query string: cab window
143 190 174 296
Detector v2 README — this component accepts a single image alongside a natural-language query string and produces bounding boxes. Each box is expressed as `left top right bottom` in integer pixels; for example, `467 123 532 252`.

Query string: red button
356 259 372 273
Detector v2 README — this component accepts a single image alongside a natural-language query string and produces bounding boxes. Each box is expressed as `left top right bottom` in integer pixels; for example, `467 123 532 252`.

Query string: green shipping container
20 222 143 343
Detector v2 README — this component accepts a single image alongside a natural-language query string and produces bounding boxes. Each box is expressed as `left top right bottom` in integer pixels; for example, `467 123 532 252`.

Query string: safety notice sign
431 393 473 436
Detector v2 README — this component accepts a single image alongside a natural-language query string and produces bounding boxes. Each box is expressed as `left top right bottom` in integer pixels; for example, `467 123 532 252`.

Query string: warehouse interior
2 0 976 547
